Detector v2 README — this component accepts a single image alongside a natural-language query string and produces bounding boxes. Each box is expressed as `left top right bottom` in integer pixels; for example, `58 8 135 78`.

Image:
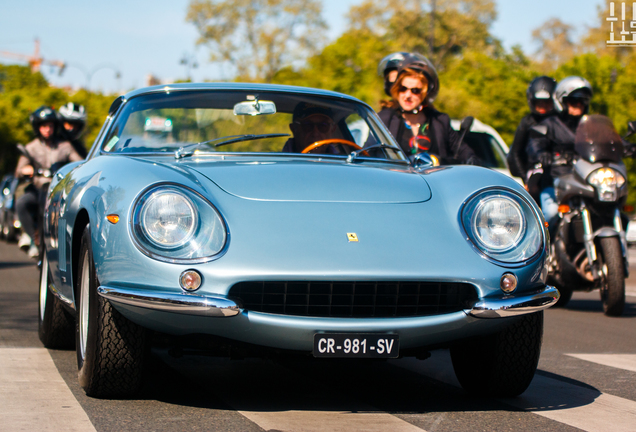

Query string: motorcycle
15 144 66 261
546 115 636 316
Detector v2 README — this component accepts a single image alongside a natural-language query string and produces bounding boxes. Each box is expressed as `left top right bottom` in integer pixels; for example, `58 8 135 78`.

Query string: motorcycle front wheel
598 236 625 317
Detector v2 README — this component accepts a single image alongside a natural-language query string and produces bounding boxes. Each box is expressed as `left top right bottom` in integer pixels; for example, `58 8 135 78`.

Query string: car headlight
587 168 625 202
132 185 227 263
461 189 543 264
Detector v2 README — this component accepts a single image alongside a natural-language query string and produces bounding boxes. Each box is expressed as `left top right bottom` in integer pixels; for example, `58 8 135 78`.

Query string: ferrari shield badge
347 233 358 242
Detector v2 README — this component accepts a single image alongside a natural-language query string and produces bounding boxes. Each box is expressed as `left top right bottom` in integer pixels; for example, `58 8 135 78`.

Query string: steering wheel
301 139 369 156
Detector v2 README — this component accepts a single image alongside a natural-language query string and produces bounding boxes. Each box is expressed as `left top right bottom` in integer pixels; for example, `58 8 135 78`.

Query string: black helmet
526 76 557 115
29 106 58 138
396 55 440 105
378 52 409 96
58 102 87 140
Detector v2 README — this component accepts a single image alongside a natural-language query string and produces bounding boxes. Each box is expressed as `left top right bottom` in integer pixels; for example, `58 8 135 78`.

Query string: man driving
282 102 338 154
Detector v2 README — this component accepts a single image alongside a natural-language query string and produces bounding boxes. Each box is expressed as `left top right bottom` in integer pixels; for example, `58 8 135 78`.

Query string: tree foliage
186 0 327 82
0 64 113 176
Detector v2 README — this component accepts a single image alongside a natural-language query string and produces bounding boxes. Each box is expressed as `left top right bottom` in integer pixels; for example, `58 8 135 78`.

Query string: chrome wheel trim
79 250 90 361
39 253 48 321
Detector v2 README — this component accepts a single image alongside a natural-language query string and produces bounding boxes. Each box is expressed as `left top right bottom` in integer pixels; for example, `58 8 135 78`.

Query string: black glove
464 155 481 166
538 152 552 167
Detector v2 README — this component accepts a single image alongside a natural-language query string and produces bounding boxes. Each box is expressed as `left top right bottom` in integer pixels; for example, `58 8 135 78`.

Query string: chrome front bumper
98 284 559 319
466 285 560 318
97 286 241 317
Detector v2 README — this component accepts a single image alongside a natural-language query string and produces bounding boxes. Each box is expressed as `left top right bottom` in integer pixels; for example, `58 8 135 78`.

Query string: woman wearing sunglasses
377 57 478 165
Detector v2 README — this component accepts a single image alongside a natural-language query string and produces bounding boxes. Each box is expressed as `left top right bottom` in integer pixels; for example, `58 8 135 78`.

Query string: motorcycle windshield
574 114 623 163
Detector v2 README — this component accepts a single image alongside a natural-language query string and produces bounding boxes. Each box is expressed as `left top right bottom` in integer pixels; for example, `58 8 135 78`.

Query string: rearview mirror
234 100 276 116
628 121 636 135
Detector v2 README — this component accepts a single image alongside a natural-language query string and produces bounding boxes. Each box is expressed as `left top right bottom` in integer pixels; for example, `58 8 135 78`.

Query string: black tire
552 283 572 307
75 226 147 398
599 237 625 317
450 312 544 397
38 251 75 349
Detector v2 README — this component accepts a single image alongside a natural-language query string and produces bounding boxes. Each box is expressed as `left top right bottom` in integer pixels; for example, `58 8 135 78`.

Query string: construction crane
0 38 65 75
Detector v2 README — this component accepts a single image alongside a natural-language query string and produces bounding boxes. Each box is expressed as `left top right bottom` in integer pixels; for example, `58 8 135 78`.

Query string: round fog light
500 273 517 293
180 270 202 292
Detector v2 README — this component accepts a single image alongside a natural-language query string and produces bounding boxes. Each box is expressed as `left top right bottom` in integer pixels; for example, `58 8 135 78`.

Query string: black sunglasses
398 85 423 95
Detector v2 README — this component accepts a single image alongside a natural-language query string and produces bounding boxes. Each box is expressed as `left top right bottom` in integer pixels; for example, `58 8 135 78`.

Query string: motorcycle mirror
16 144 29 158
460 116 474 132
628 121 636 135
453 116 474 159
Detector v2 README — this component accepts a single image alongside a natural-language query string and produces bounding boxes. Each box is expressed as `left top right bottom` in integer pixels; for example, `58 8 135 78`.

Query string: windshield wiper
346 143 401 163
175 133 290 159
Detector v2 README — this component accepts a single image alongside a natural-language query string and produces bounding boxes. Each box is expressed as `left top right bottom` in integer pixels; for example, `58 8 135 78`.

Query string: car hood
188 159 431 203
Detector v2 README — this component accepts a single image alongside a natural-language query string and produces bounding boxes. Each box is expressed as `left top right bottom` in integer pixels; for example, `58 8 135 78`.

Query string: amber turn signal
106 214 120 224
558 204 570 214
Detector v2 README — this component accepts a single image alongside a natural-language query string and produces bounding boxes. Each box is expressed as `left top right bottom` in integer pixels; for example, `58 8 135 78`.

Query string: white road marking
238 410 425 432
507 374 636 432
394 352 636 432
566 354 636 373
0 348 96 432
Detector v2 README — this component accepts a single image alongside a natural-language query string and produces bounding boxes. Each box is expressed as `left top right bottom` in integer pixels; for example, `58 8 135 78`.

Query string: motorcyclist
58 102 88 158
15 106 83 258
377 56 478 165
507 76 557 185
526 76 593 227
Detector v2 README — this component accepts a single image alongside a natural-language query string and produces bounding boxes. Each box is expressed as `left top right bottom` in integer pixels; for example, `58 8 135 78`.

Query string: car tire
38 251 75 349
450 311 543 397
76 226 147 398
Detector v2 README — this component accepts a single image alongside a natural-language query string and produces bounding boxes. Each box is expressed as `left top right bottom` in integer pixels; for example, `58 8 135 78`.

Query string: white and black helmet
554 76 593 114
58 102 87 140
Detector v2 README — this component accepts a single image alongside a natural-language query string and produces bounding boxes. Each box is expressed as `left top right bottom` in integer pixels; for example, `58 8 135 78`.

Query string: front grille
228 281 477 318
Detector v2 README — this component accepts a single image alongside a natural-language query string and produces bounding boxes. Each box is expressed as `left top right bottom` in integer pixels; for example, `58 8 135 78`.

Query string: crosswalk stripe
394 351 636 432
0 348 96 432
238 410 425 432
507 375 636 432
566 354 636 373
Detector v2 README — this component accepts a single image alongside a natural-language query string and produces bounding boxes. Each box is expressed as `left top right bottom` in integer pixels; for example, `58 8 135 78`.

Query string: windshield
575 114 624 163
101 90 404 161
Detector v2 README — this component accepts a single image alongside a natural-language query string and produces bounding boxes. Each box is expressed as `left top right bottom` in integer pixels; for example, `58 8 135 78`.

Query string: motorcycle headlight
461 189 543 264
587 168 625 202
132 185 227 263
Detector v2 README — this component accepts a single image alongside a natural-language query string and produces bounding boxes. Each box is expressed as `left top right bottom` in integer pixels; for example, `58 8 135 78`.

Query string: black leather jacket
377 106 477 164
507 112 554 180
526 114 580 186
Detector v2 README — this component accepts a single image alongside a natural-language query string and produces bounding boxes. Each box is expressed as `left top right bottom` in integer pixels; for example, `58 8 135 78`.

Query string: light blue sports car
38 83 559 398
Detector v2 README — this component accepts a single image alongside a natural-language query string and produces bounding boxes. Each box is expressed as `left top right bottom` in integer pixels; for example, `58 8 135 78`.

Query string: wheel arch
72 209 90 306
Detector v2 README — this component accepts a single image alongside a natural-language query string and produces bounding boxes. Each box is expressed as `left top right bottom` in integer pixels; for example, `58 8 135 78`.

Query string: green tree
531 18 577 71
0 64 114 176
186 0 327 82
345 0 499 69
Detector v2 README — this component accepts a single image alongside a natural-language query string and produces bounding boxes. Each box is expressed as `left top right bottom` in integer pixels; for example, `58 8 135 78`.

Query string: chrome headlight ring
460 188 544 266
131 183 228 263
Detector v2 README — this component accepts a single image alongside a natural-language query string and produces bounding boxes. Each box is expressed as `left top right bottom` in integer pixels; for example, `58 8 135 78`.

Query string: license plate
313 333 399 358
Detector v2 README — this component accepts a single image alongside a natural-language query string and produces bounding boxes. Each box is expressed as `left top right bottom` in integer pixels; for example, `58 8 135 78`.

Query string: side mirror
628 121 636 135
233 100 276 116
412 152 435 170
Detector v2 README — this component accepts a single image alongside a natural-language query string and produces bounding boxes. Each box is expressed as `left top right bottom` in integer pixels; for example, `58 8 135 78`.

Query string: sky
0 0 604 95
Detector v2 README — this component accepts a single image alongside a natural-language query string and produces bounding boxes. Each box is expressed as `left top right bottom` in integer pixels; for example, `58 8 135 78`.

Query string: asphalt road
0 240 635 432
